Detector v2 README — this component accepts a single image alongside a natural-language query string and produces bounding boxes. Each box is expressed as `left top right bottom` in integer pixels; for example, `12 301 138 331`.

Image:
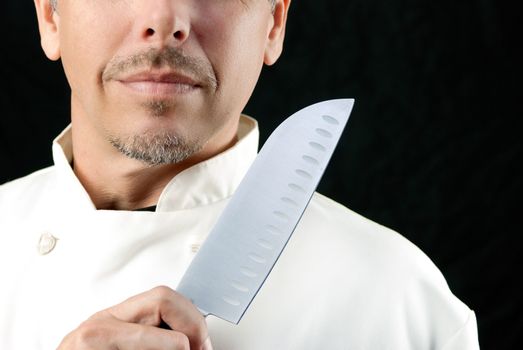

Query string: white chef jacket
0 116 479 349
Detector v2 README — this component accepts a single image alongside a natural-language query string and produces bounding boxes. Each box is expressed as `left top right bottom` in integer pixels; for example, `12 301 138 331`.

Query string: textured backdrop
1 1 521 348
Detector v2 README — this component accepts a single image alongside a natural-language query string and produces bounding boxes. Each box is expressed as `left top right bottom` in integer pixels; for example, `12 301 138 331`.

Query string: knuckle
150 285 185 314
73 319 109 346
150 285 175 299
88 309 110 321
155 297 174 322
149 286 177 325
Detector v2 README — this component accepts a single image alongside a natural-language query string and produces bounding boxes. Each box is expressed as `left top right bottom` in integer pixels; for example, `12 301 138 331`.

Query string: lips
115 71 201 96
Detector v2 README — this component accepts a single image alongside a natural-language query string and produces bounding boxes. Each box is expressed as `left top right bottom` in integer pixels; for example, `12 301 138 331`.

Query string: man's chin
108 130 202 166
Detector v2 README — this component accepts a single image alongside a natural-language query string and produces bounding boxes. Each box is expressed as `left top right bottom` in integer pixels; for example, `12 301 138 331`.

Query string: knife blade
177 98 354 324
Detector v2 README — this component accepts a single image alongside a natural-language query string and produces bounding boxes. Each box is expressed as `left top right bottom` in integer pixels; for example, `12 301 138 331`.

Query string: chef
0 0 479 349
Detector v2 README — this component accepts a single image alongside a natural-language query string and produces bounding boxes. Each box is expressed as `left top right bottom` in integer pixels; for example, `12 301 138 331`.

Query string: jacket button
38 233 58 255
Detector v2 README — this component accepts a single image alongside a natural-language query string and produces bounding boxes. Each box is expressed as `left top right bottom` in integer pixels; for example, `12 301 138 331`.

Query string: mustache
102 47 218 89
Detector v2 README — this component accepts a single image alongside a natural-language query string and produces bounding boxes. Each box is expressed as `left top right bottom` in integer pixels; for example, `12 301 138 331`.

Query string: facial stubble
109 128 202 167
108 98 206 166
104 47 217 166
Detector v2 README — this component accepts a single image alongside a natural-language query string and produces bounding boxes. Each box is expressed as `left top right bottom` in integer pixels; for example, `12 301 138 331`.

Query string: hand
58 286 213 350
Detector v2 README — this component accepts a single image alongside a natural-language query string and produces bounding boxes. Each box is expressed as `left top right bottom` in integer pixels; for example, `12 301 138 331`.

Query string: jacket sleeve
440 310 480 350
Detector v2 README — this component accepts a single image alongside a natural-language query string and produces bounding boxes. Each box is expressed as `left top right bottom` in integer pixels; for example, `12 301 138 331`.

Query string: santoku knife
177 98 354 324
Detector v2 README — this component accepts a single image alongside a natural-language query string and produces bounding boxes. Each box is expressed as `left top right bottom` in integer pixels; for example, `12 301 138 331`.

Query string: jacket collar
51 116 259 212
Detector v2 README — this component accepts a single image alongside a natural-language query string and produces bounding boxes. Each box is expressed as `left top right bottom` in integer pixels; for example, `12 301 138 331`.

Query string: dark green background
1 1 520 348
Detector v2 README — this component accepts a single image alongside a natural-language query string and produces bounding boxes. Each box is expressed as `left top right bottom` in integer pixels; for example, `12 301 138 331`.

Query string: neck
72 156 187 210
70 113 239 211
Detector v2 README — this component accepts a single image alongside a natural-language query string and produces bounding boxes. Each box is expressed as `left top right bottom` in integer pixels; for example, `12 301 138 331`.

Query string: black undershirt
134 205 157 212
